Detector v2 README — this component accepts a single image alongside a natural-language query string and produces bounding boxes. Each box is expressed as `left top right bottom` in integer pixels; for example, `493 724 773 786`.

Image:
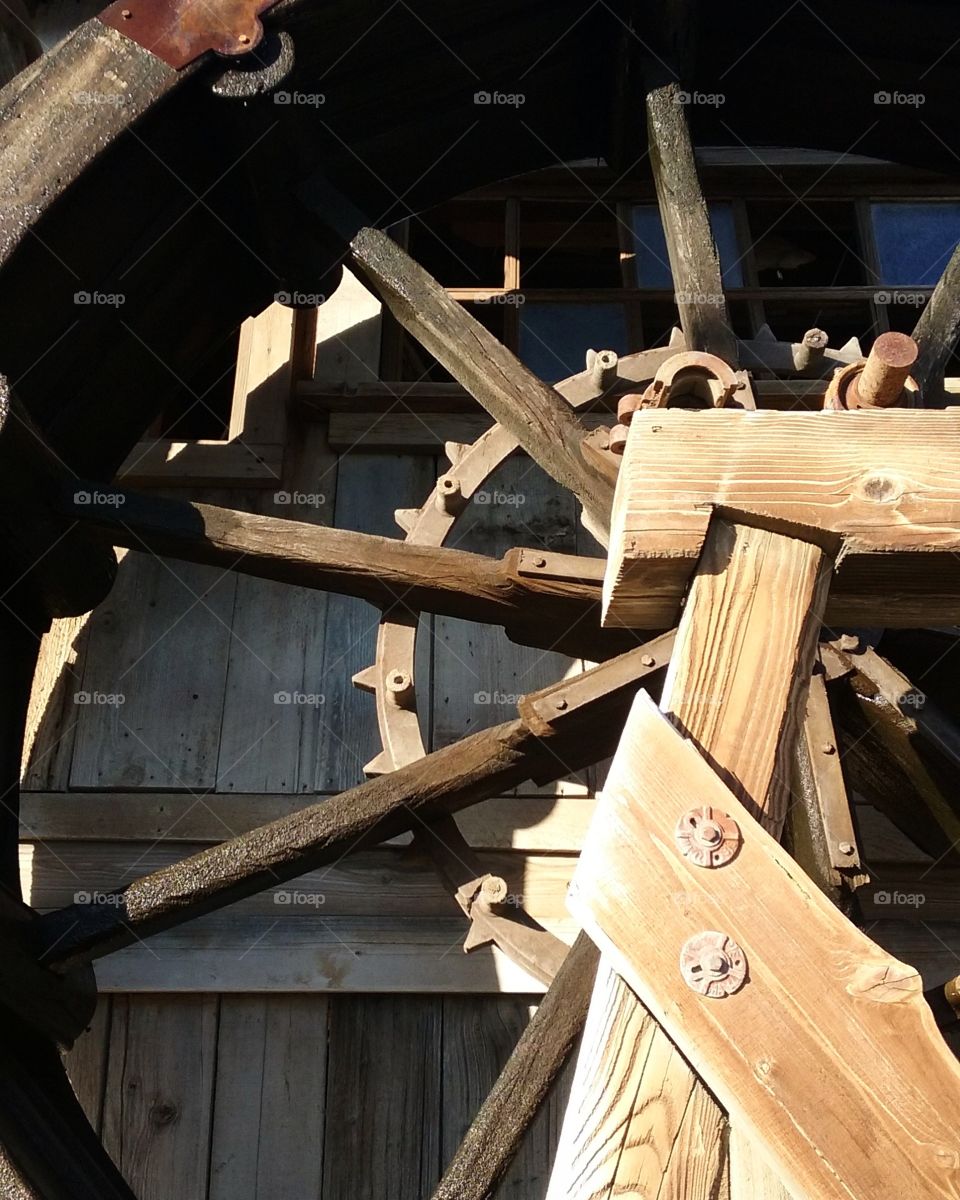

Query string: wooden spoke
35 640 670 970
351 227 616 541
646 80 738 362
913 241 960 401
64 486 633 660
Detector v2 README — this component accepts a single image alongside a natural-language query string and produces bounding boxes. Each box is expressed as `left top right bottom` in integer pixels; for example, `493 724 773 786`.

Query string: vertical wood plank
314 452 435 791
63 996 112 1135
21 614 90 791
322 995 441 1200
209 996 328 1200
102 995 218 1200
69 551 236 790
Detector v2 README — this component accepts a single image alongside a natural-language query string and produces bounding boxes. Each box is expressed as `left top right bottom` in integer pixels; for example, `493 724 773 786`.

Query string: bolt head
822 741 836 755
838 841 855 856
532 556 547 568
641 654 656 668
554 697 568 711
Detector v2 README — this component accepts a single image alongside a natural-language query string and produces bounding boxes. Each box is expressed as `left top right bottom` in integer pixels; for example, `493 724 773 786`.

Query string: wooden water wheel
4 3 960 1198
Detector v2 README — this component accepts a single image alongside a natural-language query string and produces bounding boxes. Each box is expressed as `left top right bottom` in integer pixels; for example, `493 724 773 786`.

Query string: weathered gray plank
102 996 217 1200
322 996 441 1198
209 996 328 1199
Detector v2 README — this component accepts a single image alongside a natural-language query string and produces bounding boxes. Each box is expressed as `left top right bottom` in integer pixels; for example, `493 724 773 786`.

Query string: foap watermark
897 689 927 710
873 889 926 909
274 90 326 107
275 890 326 907
274 490 327 509
675 291 725 307
74 91 128 108
74 890 124 906
874 290 927 307
275 291 326 306
474 90 525 108
473 490 525 507
874 90 925 107
75 290 125 307
474 690 525 706
475 292 526 306
74 489 126 508
274 690 325 706
674 90 725 107
74 690 125 706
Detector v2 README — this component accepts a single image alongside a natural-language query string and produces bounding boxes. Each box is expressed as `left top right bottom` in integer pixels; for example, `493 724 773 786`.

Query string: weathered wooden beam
350 227 615 541
432 931 598 1200
35 639 670 970
64 486 634 660
569 690 960 1200
0 381 116 617
913 241 960 400
549 519 829 1199
604 409 960 628
787 662 869 904
646 81 738 363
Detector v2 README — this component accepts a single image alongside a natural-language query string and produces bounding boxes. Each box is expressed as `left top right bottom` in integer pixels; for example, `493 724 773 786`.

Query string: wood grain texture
322 996 441 1200
351 227 614 540
208 996 327 1200
102 996 217 1200
570 691 960 1200
551 520 828 1200
604 409 960 628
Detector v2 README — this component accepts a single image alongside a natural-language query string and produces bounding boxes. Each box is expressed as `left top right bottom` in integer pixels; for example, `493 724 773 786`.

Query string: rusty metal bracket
99 0 284 70
415 815 568 986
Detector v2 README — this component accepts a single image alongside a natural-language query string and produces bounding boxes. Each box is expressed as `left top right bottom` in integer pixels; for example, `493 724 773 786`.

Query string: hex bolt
857 332 919 407
435 474 464 514
385 669 414 708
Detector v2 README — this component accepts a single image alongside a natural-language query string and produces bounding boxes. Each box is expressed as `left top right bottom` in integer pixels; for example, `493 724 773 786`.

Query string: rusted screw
120 6 132 15
822 741 836 755
237 32 251 45
838 841 855 856
641 654 656 668
857 331 919 407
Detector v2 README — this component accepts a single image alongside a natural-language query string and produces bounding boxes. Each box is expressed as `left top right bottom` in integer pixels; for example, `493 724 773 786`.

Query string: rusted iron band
98 0 284 70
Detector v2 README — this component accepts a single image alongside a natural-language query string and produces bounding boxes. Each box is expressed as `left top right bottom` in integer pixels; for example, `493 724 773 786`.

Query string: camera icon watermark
873 889 926 908
473 490 526 507
74 690 125 706
275 890 326 907
874 290 926 307
73 489 126 508
273 490 327 509
74 890 124 906
473 690 525 706
275 291 326 306
674 90 725 107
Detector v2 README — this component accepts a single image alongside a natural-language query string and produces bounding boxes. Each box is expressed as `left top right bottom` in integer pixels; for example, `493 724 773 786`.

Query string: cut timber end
568 690 960 1200
603 408 960 628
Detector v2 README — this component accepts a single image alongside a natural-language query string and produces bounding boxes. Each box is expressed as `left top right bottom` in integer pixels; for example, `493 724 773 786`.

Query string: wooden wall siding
63 994 574 1200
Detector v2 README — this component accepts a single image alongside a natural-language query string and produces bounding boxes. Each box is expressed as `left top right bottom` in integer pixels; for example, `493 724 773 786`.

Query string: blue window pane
632 201 743 288
519 304 628 382
872 202 960 286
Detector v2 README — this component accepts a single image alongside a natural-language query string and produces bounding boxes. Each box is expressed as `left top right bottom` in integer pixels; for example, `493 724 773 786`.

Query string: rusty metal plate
99 0 284 69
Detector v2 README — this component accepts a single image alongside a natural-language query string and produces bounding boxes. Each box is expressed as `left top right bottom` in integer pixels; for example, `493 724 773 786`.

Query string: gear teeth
668 326 686 349
352 665 378 694
755 323 778 342
839 336 864 360
363 750 394 777
444 440 469 467
394 507 420 534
